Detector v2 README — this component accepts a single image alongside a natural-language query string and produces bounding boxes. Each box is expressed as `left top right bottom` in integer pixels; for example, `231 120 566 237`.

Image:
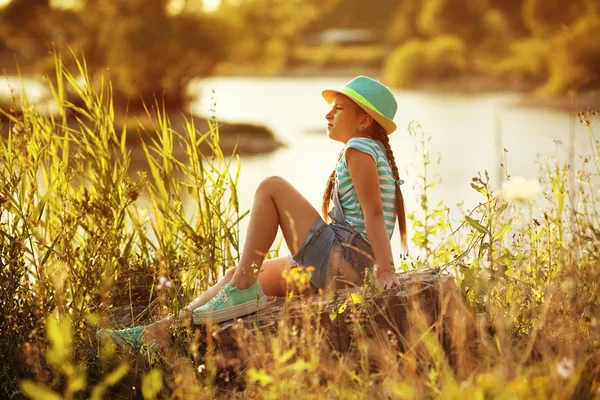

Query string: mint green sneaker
193 281 268 325
97 326 145 349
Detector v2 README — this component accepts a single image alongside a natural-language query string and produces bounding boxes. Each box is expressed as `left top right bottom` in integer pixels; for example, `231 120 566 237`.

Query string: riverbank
114 111 283 155
0 98 284 159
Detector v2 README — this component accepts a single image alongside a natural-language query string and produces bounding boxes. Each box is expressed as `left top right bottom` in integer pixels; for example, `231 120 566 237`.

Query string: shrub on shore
384 36 466 88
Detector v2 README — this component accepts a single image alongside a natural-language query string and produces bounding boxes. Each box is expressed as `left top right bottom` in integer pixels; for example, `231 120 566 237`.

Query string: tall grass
0 54 245 398
1 54 599 399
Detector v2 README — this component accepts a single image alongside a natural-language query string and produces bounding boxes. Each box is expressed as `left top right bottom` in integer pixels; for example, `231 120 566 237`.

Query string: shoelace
207 285 233 306
119 327 140 337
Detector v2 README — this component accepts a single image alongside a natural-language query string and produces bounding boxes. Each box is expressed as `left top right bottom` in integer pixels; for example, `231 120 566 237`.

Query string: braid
373 125 408 249
321 149 344 221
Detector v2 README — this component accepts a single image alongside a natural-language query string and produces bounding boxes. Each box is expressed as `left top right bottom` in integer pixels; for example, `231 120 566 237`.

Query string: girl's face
325 94 371 143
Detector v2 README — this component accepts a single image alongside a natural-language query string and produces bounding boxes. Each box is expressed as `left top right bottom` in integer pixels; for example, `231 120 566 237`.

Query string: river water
1 76 593 259
187 76 592 258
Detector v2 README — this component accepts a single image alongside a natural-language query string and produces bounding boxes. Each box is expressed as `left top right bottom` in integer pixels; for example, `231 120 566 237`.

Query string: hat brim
322 89 397 135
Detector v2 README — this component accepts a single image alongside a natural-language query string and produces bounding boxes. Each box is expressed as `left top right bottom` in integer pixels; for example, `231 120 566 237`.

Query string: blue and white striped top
335 137 397 242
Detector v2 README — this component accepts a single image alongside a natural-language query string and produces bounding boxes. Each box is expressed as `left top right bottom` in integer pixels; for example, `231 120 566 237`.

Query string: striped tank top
335 137 397 242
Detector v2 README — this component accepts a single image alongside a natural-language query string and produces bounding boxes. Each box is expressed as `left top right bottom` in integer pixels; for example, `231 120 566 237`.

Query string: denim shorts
291 219 376 289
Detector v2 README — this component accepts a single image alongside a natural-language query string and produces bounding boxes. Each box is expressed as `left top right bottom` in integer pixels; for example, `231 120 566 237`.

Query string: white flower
500 176 541 203
556 358 574 379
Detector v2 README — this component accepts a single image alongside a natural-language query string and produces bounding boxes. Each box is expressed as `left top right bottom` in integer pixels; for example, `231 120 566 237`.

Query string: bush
476 9 513 59
384 36 466 87
0 54 244 397
541 14 600 95
491 38 550 83
425 35 467 79
384 39 428 88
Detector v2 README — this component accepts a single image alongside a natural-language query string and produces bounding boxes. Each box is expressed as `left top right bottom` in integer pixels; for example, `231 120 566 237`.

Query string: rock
194 269 469 377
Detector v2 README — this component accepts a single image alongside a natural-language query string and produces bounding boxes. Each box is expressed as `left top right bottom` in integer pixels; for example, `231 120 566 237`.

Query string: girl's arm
346 148 395 286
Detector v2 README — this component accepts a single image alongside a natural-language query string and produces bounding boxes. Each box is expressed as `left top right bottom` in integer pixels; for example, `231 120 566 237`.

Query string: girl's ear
360 113 374 129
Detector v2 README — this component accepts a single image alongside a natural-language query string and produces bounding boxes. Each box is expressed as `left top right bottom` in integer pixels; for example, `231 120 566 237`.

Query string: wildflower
500 176 540 203
138 209 149 223
556 358 574 379
157 276 172 289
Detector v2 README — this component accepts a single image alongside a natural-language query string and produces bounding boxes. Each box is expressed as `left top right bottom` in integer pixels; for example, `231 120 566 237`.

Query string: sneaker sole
192 296 269 325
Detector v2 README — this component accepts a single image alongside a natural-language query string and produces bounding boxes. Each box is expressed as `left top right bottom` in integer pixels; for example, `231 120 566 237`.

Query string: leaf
470 182 487 196
285 359 316 373
40 230 62 267
277 348 296 365
496 202 508 214
66 371 87 395
337 299 348 314
19 380 62 400
349 292 364 305
493 223 512 242
384 380 417 400
142 369 163 400
103 363 130 386
465 216 488 235
46 316 71 366
329 311 337 322
247 368 273 386
90 363 130 400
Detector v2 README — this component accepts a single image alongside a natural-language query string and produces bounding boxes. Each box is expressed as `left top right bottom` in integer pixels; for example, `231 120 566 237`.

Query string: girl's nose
325 109 333 120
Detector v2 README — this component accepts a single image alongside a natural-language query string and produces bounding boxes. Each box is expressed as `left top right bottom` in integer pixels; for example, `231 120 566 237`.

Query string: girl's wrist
375 261 394 276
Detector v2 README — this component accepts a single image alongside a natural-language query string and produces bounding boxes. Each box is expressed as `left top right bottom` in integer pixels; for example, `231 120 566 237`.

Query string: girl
98 75 407 349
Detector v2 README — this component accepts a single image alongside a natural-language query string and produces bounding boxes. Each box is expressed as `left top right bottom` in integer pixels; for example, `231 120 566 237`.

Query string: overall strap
328 180 349 226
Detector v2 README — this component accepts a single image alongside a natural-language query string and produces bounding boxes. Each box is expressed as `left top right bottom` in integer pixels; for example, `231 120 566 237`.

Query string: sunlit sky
0 0 221 13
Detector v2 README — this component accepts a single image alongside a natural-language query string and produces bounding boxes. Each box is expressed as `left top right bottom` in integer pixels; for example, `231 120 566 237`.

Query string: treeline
380 0 600 95
0 0 598 106
0 0 231 109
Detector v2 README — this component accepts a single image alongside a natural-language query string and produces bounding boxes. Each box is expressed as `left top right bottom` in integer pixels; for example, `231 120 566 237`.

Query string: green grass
1 54 599 399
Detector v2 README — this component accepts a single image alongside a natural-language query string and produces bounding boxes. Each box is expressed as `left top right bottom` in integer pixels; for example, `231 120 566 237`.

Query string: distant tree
0 0 230 109
487 0 528 36
522 0 591 37
542 13 600 94
79 0 231 109
0 0 84 71
386 0 423 45
308 0 400 34
418 0 489 45
477 9 514 58
220 0 325 72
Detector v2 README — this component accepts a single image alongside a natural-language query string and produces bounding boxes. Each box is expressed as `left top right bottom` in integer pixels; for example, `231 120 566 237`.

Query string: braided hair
371 124 408 249
321 149 343 221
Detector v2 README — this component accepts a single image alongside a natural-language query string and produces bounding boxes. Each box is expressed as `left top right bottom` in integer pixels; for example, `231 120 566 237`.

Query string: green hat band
343 77 397 121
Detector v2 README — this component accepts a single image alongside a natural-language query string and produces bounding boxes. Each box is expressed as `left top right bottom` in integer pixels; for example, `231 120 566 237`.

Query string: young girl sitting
98 75 407 349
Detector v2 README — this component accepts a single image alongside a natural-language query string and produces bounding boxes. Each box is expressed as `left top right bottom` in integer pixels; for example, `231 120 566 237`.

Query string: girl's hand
375 271 395 290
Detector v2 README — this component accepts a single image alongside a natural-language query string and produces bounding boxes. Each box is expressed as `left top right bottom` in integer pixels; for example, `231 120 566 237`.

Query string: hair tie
395 179 405 186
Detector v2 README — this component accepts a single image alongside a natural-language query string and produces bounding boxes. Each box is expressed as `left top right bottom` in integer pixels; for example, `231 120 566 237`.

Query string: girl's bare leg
228 176 321 289
143 256 301 346
142 268 236 345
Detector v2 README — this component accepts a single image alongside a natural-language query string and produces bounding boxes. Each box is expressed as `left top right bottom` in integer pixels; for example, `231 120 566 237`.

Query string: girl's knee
256 176 287 194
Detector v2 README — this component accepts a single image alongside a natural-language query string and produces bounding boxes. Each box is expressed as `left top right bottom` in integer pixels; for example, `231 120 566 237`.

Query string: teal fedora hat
322 76 398 134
